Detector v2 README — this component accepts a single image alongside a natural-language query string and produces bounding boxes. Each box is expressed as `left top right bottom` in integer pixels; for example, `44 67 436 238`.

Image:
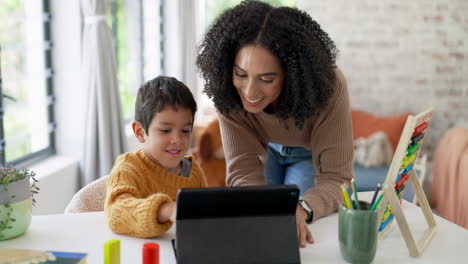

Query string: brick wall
298 0 468 161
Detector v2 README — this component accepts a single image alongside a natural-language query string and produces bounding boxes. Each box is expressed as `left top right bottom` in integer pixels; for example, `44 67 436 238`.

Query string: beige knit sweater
104 149 207 238
218 67 353 221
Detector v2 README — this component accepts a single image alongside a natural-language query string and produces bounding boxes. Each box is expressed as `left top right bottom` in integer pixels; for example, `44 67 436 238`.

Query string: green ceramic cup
339 201 378 264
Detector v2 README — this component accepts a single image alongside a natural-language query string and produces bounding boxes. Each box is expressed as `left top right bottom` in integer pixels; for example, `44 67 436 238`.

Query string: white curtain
163 0 201 101
179 0 198 97
163 0 219 122
81 0 126 185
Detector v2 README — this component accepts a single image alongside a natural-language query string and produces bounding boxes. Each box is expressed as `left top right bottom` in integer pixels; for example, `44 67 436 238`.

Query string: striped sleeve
302 68 354 221
217 112 266 187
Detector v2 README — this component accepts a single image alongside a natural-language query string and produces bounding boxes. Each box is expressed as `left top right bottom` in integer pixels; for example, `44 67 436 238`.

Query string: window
0 0 55 167
109 0 294 124
109 0 164 123
196 0 296 123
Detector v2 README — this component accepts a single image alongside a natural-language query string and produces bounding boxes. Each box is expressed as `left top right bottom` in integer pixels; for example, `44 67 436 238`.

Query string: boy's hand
157 201 177 223
296 204 314 248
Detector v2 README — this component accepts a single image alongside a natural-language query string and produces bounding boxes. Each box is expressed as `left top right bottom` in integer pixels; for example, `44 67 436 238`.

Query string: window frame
0 0 56 167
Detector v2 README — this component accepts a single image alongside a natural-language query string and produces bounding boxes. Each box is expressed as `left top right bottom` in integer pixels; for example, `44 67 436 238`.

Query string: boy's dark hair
196 0 338 128
135 76 197 134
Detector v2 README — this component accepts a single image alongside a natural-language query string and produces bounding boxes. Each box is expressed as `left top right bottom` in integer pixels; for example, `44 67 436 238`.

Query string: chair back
64 175 109 214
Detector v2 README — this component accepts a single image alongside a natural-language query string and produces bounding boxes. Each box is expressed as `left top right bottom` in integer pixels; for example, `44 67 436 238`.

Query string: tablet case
175 185 301 264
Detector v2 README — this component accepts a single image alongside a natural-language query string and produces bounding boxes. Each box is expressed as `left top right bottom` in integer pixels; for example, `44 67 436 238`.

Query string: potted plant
0 167 39 240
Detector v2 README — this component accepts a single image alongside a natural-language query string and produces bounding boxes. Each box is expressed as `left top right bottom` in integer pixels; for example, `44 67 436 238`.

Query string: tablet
174 185 301 264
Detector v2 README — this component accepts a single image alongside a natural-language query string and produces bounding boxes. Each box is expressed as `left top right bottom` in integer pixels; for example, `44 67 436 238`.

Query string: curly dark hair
196 0 338 128
135 76 197 134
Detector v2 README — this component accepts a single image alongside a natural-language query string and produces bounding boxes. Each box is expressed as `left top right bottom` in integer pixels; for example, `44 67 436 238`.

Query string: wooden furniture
376 108 436 257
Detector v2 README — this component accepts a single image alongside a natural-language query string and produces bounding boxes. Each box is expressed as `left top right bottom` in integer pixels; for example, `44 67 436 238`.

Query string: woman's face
232 44 285 113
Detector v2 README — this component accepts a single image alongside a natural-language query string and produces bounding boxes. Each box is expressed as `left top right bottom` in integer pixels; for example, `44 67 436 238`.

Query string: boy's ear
132 121 146 143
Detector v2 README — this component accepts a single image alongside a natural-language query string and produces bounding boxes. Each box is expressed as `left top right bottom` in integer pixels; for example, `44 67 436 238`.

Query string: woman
196 0 353 248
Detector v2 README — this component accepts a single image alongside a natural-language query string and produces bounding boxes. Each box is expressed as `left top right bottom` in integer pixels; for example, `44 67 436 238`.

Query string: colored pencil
346 184 356 209
370 184 381 208
370 193 384 211
341 184 352 209
351 178 360 209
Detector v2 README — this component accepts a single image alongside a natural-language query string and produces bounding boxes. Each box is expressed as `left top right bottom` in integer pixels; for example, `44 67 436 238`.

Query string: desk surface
1 192 467 263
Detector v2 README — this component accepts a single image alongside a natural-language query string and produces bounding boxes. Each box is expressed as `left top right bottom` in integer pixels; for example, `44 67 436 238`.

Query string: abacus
376 108 437 257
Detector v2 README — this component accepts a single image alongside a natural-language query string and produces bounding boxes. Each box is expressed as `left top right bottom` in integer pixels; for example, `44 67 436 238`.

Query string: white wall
298 0 468 199
298 0 468 160
30 156 78 215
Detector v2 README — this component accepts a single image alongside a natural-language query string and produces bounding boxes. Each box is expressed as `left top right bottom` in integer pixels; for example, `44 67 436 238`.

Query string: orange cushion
351 110 410 152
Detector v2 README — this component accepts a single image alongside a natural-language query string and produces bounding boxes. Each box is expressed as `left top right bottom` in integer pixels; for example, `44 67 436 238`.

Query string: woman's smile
244 96 265 106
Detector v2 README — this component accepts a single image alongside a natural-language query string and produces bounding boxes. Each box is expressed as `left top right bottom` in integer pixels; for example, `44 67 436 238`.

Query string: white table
1 192 467 263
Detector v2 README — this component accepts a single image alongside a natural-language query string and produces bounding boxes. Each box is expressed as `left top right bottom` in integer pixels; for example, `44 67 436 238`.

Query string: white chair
64 175 108 214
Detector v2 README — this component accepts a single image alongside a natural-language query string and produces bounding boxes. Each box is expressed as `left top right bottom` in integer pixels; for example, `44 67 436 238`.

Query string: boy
104 76 207 238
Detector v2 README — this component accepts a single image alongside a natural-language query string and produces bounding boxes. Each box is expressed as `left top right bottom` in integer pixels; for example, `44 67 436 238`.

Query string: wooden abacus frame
376 108 437 257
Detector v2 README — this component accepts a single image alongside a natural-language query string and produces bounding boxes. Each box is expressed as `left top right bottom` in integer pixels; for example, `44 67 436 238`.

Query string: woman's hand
157 201 177 223
296 204 314 247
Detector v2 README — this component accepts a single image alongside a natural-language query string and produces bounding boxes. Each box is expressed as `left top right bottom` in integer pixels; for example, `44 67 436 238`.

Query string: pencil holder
339 201 378 264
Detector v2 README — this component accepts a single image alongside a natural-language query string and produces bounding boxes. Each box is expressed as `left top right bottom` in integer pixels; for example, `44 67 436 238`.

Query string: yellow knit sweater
104 149 207 238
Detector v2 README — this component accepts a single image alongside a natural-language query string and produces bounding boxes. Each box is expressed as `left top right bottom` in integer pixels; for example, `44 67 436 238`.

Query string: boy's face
133 105 193 174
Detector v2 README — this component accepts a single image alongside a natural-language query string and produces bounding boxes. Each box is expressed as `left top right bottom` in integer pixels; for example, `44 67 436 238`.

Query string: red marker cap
143 242 159 264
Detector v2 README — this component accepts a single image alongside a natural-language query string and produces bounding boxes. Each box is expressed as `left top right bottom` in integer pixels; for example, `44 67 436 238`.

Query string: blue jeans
265 144 390 194
264 143 316 195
